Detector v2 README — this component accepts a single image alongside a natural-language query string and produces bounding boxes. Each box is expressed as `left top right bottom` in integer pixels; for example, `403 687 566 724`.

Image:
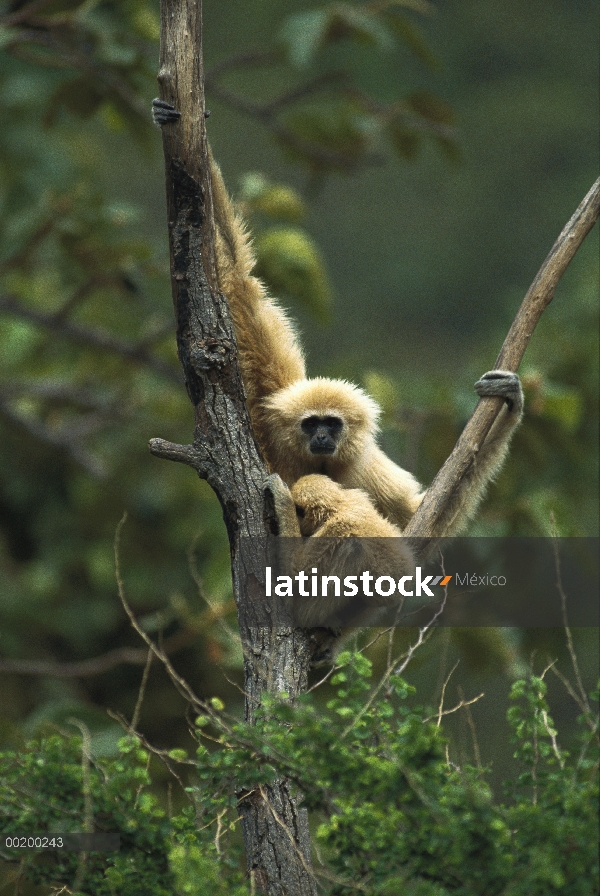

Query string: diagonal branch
404 176 600 545
0 294 181 383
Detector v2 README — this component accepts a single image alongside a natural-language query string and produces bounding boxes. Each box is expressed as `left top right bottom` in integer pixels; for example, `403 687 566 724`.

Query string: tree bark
150 3 316 893
404 176 600 549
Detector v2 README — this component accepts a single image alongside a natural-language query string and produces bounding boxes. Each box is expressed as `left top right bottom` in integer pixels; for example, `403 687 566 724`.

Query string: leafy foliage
0 735 186 894
1 660 597 894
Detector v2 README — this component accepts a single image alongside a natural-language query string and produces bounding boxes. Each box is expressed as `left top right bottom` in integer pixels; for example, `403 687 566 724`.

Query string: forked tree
149 3 599 893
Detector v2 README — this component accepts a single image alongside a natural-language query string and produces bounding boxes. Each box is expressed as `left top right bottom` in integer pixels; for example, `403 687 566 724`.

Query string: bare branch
0 395 108 477
0 0 55 27
405 177 600 544
0 623 215 679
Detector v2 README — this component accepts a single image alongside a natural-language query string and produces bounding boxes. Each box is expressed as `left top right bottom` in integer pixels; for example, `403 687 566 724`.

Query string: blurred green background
0 0 597 780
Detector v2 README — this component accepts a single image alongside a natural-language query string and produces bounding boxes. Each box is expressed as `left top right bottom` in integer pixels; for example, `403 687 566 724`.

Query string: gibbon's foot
474 370 523 414
263 473 300 537
152 98 181 126
309 628 342 667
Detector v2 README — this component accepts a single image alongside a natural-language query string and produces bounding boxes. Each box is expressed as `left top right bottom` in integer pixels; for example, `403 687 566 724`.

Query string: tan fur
286 475 415 634
291 474 401 539
211 158 522 538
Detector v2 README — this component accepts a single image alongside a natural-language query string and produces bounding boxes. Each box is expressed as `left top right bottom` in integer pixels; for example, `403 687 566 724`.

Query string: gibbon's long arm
153 97 305 403
210 159 306 405
429 370 523 537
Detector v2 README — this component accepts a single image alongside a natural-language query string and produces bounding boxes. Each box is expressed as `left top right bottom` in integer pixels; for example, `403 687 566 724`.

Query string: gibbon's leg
264 473 416 664
429 370 523 537
262 474 348 661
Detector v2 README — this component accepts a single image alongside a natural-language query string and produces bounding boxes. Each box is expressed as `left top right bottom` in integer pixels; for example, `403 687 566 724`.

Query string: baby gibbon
268 473 415 663
291 473 402 540
152 99 524 539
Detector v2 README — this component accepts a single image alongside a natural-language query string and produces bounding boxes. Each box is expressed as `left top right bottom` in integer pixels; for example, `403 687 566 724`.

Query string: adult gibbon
208 156 523 537
153 99 523 539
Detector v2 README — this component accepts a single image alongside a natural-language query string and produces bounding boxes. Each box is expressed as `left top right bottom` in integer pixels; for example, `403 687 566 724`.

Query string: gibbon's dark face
301 415 344 455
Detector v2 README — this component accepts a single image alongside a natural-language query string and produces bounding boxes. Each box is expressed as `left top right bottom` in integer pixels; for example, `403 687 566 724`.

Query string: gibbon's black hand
475 370 523 414
151 99 210 126
151 98 181 126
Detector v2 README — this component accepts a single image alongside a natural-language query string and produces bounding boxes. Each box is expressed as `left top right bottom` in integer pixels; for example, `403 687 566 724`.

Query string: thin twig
436 660 459 726
458 685 482 769
550 532 591 717
131 650 153 731
340 592 447 740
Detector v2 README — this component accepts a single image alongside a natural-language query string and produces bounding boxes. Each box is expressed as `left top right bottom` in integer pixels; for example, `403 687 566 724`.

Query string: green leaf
406 90 455 125
541 383 583 431
238 173 306 223
384 13 440 67
386 119 420 159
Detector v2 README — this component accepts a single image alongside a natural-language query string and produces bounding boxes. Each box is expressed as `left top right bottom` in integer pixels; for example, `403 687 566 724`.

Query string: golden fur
291 474 401 539
211 158 523 538
277 474 415 642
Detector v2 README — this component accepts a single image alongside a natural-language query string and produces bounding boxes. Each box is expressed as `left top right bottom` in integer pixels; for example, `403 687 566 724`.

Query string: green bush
1 656 597 895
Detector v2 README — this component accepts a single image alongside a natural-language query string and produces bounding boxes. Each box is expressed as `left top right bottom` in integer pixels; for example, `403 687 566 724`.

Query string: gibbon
207 153 523 537
267 473 415 663
152 98 523 539
153 100 523 662
291 473 404 540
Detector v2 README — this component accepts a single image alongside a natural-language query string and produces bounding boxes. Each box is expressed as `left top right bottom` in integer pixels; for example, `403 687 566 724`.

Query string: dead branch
0 612 228 678
404 176 600 545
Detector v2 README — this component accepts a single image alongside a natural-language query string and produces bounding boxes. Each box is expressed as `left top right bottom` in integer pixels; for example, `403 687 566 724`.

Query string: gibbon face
300 414 343 456
263 377 380 470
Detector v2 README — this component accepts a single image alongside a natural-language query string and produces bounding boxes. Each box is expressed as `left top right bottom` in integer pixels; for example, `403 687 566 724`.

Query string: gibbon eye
295 504 305 518
324 416 343 431
301 416 320 434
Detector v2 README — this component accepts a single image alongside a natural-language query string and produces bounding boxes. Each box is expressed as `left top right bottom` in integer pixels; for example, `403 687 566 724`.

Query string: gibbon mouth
310 445 337 455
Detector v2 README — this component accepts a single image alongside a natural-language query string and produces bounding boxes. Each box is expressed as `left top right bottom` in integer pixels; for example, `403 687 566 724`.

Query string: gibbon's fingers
152 98 210 126
151 98 181 126
475 370 523 414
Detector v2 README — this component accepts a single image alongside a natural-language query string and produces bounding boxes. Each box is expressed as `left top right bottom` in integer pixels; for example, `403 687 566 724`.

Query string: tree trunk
150 2 316 893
